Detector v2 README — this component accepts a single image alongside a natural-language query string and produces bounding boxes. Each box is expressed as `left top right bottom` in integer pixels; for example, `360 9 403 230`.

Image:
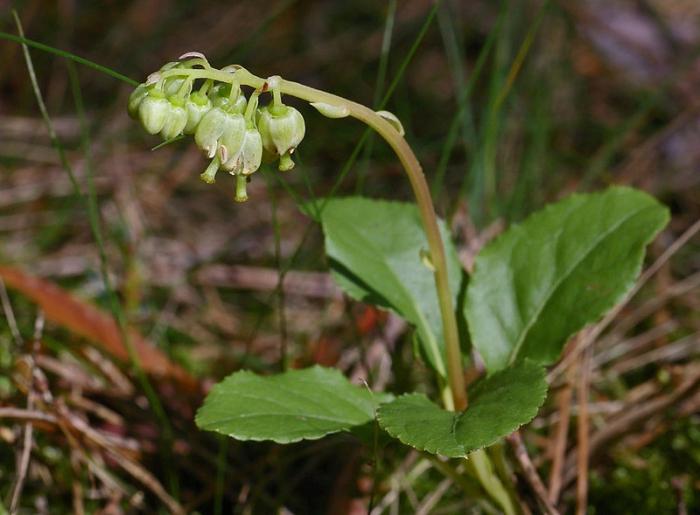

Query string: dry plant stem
547 371 573 504
575 346 592 515
162 67 468 409
9 311 44 515
10 399 33 515
0 408 57 424
0 278 22 346
507 432 559 515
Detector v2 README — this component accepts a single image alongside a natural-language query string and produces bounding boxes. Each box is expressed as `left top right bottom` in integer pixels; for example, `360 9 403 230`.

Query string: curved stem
277 77 468 411
160 66 468 410
285 85 468 410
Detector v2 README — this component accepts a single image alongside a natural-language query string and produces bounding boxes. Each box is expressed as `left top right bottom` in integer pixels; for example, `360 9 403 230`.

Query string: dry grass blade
9 311 44 514
0 277 22 347
547 364 574 504
602 270 700 344
415 477 453 515
610 332 700 375
507 431 559 515
0 408 57 424
105 449 185 515
196 264 342 299
593 319 680 369
575 347 592 515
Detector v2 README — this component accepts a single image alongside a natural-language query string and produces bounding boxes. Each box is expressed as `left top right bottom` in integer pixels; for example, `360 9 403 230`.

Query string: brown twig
576 346 592 515
610 332 700 376
105 449 185 515
196 264 343 299
9 310 44 515
601 270 700 347
0 277 22 346
548 366 575 504
415 477 453 515
507 431 560 515
0 407 57 424
593 319 680 369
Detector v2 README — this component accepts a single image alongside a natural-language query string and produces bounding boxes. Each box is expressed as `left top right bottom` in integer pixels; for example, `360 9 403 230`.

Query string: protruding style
129 55 312 200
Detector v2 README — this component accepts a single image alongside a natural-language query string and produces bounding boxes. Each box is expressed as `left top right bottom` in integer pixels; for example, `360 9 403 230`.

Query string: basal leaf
319 198 463 377
466 187 669 372
195 365 391 443
377 361 546 457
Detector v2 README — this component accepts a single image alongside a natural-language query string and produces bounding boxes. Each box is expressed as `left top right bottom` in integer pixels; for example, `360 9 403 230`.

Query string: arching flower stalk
128 52 468 413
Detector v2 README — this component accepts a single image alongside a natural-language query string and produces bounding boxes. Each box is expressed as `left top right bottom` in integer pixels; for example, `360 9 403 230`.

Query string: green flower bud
222 128 263 176
217 113 247 169
160 97 188 141
209 84 247 113
138 89 170 135
194 107 228 158
158 62 187 96
128 83 149 119
163 77 186 97
183 91 212 135
256 105 305 171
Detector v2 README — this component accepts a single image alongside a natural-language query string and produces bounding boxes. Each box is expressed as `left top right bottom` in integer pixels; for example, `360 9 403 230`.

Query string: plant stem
229 69 471 407
270 75 469 411
260 72 523 513
161 66 469 409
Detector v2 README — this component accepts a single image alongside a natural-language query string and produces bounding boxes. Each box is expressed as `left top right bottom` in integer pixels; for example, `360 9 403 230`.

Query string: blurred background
0 0 699 513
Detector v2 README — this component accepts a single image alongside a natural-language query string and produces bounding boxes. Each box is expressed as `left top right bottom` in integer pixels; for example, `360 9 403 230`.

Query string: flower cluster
128 54 306 202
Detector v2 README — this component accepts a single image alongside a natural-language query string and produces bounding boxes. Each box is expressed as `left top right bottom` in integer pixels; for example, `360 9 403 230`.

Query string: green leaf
466 186 669 372
196 365 391 443
319 197 463 377
377 361 546 457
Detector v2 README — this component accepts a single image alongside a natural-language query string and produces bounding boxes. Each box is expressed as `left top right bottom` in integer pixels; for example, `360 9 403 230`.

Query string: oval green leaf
466 186 669 372
319 198 463 378
377 361 547 457
196 365 391 443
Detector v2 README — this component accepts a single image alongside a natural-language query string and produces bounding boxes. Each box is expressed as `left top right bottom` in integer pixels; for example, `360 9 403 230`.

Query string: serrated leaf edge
376 364 548 458
195 365 392 444
467 186 670 370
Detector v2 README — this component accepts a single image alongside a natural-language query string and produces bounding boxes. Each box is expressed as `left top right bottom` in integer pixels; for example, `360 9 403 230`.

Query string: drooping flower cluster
128 54 306 202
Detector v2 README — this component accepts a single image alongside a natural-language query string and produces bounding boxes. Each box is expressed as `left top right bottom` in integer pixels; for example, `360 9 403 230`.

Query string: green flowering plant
0 16 672 513
128 53 669 514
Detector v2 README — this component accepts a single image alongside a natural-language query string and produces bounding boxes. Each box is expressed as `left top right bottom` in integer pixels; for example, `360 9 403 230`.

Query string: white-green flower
256 104 305 171
138 90 170 135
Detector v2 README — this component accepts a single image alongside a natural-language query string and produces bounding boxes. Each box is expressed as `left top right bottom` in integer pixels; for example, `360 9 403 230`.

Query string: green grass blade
0 30 138 86
325 2 440 203
355 0 397 194
432 5 502 202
